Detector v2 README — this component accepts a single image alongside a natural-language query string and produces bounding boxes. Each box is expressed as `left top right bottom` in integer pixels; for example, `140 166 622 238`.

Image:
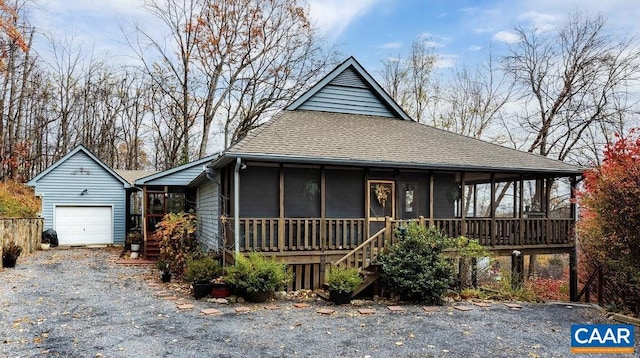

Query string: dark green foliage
326 266 363 294
379 224 454 304
225 252 292 293
183 256 221 284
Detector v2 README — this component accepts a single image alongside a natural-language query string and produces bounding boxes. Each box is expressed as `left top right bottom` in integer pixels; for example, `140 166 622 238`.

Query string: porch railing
230 216 573 252
234 218 366 252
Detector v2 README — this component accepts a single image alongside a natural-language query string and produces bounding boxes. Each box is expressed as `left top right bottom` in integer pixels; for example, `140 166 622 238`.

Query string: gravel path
0 248 635 358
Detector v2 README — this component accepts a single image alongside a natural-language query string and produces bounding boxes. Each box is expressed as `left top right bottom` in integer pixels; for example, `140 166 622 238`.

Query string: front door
366 180 395 238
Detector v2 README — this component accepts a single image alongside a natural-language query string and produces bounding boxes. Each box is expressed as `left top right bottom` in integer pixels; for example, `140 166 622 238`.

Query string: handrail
576 266 603 305
334 227 387 267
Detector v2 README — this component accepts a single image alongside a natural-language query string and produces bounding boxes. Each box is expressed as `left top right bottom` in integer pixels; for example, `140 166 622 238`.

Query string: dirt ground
1 248 636 357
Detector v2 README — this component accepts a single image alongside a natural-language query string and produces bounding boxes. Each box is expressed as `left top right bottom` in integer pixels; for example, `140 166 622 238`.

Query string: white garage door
55 206 113 245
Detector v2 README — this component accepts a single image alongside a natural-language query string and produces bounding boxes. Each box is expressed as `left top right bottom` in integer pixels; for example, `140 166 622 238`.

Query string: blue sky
29 0 640 72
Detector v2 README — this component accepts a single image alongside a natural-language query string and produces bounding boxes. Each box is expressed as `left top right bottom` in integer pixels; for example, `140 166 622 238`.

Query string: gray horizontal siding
197 174 220 251
33 151 126 244
144 165 206 186
297 85 395 117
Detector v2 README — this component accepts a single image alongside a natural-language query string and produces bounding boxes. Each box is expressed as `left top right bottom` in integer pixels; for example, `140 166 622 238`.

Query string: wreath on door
374 184 391 207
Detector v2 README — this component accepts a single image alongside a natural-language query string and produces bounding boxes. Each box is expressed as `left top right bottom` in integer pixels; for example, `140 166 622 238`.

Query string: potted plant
40 235 51 250
157 260 171 283
225 252 291 303
127 231 142 258
326 266 363 305
184 256 221 299
2 241 23 268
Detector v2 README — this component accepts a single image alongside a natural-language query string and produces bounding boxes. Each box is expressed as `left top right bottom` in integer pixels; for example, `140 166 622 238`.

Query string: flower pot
161 272 171 283
40 243 51 250
2 257 17 268
330 290 353 305
130 243 141 252
212 283 230 298
245 289 273 303
130 252 139 259
192 283 214 300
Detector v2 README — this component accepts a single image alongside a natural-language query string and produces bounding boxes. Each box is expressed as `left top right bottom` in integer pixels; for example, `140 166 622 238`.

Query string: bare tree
437 52 512 139
0 0 33 181
379 40 438 123
501 12 640 274
128 0 203 168
193 0 336 152
114 70 152 170
503 12 640 166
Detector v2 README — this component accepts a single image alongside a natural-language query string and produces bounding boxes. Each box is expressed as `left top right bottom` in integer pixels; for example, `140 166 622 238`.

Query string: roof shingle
224 110 583 175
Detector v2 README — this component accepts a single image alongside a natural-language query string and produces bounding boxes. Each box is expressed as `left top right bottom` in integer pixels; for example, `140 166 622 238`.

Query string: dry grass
0 180 40 218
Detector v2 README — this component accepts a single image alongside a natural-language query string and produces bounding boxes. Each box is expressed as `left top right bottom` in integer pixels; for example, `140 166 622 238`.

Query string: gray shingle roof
221 110 583 175
114 170 157 185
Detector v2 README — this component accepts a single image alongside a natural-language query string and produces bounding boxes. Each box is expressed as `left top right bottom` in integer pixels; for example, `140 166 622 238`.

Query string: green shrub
379 224 454 304
225 252 291 293
184 256 221 284
154 212 200 277
326 266 363 294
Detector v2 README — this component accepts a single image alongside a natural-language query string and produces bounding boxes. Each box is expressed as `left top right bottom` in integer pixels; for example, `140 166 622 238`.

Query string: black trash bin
42 228 59 247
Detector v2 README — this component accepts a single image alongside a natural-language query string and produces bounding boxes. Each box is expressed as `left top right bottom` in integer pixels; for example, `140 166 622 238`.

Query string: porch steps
144 237 161 260
320 264 382 299
353 265 382 297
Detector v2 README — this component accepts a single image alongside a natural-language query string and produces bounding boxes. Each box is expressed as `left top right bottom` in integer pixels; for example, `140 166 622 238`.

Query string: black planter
161 272 171 283
245 289 273 303
192 283 213 300
2 257 17 268
330 290 353 305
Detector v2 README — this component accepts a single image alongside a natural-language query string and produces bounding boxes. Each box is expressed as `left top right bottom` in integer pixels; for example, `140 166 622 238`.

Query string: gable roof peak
286 56 412 120
27 144 131 188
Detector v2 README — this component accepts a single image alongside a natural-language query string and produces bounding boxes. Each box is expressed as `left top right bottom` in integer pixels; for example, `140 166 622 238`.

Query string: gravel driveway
0 248 635 357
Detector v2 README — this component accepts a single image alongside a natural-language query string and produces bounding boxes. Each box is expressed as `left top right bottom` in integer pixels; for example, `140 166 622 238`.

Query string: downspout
233 157 241 259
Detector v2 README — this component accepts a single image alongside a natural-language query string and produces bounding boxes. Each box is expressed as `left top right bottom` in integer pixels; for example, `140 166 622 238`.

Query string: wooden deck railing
234 218 366 252
392 217 573 247
230 216 573 252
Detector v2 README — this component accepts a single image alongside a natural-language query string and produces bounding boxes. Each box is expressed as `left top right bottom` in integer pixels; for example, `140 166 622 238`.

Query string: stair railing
576 266 603 305
334 227 387 269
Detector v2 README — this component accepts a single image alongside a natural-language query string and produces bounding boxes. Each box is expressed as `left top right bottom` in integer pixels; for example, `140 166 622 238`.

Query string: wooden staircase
144 236 161 260
333 227 388 297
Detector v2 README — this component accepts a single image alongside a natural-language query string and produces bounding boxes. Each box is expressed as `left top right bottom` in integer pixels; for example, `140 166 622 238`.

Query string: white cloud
378 42 402 49
493 31 521 44
518 11 560 33
436 54 459 69
468 45 483 51
308 0 379 38
417 32 451 48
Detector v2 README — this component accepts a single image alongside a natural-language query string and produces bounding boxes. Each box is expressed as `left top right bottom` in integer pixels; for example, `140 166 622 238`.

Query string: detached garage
27 145 133 246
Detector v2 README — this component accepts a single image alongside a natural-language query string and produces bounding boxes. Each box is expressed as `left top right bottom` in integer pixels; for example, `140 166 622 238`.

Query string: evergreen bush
379 223 454 304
